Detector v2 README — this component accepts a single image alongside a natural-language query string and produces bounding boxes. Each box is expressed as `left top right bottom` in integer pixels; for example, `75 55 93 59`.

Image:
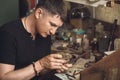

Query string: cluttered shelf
51 40 120 80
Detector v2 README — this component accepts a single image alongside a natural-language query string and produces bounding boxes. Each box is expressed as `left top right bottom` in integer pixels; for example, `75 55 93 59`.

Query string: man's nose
50 28 58 35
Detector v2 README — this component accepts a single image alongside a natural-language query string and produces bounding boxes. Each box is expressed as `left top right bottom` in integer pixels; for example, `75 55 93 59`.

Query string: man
0 0 72 80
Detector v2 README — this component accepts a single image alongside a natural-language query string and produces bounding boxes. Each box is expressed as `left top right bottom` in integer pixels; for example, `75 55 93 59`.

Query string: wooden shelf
65 0 107 7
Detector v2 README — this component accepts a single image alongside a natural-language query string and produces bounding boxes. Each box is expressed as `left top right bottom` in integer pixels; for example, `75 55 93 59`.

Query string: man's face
35 9 63 37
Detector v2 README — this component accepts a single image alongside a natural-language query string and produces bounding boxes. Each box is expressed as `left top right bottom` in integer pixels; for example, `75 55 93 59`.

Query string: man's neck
22 14 36 40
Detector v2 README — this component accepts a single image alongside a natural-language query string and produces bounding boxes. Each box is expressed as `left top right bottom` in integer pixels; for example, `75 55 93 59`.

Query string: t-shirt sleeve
0 31 16 65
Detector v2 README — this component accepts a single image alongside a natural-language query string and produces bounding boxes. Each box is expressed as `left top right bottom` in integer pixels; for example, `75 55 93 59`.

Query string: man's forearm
0 61 43 80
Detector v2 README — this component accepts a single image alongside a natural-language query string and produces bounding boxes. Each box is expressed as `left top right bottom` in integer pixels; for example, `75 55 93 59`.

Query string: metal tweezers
65 73 75 80
68 52 88 64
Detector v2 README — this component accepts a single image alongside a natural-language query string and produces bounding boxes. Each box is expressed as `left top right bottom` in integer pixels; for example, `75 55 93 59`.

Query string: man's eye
51 25 56 27
50 22 58 27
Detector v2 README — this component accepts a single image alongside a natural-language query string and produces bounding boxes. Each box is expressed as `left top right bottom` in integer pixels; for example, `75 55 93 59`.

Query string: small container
73 28 85 46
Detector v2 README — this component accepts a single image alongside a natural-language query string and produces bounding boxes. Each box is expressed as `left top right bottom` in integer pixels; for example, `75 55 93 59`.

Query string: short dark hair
36 0 66 22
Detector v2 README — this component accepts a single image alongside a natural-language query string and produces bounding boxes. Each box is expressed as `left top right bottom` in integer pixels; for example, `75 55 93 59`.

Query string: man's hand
56 63 72 73
39 54 72 72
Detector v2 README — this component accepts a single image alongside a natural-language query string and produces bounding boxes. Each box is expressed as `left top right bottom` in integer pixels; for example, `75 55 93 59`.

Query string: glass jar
73 28 85 46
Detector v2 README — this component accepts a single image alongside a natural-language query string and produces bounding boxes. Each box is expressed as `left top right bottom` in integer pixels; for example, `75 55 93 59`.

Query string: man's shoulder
0 19 22 36
0 19 21 30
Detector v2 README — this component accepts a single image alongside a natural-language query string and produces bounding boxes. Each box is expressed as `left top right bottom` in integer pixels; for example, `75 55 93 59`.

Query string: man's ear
34 8 43 19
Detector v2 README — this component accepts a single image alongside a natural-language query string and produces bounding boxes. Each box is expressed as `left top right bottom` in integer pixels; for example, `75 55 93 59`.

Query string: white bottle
83 34 89 50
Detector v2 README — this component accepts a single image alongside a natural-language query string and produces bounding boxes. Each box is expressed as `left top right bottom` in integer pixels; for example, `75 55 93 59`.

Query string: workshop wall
0 0 19 27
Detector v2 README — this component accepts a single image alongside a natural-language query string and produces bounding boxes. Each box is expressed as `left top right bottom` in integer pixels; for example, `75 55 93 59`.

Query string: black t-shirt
0 19 52 80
